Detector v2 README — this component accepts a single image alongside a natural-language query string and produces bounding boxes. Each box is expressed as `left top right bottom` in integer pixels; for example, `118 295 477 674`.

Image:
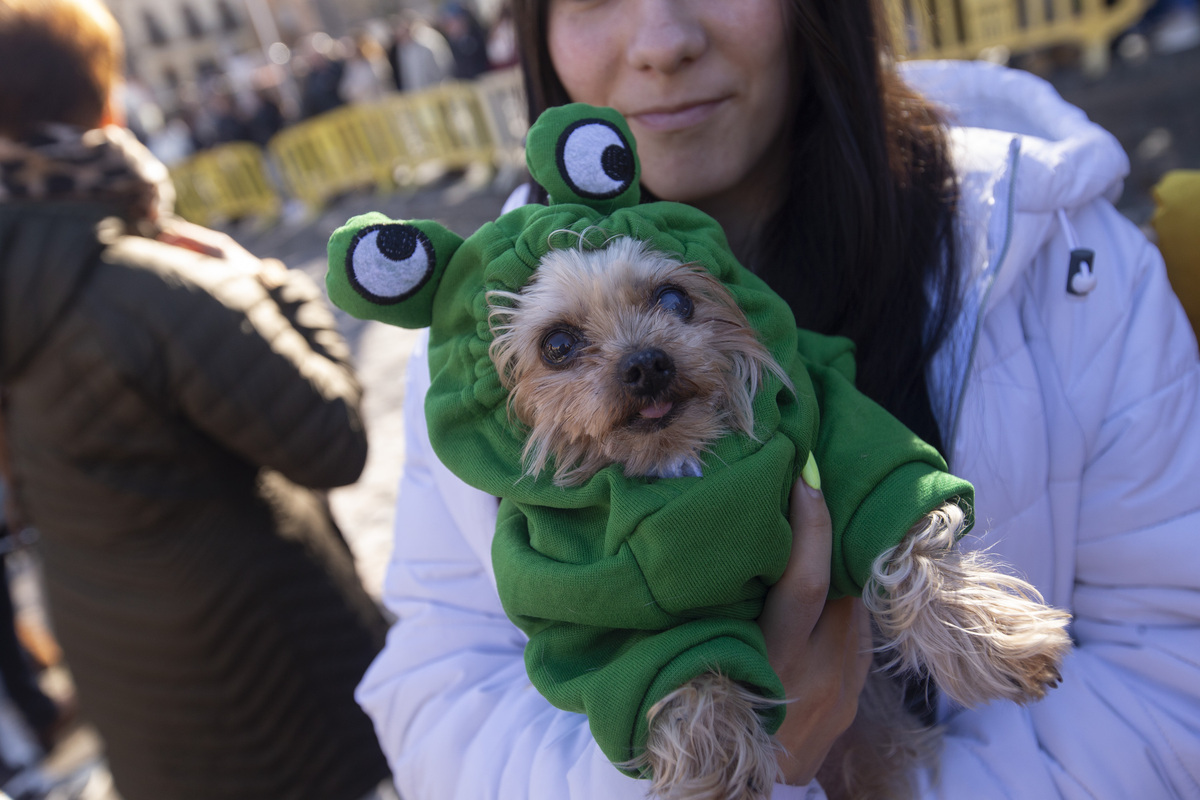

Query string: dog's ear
526 104 641 213
326 212 463 328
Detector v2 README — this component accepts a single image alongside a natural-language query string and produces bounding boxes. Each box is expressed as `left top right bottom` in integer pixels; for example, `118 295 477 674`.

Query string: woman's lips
628 98 726 132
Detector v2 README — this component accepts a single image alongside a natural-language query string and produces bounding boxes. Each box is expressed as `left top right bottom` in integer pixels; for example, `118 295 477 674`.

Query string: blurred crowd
115 0 1200 172
125 1 519 168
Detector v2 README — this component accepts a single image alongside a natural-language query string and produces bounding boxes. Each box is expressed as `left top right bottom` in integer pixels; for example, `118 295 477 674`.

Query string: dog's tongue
640 402 673 419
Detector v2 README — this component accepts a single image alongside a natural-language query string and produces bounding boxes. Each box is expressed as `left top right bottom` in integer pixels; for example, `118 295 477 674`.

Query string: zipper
948 140 1022 456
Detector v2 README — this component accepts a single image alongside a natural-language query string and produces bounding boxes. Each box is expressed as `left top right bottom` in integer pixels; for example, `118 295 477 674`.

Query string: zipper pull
1057 209 1097 296
1067 248 1097 296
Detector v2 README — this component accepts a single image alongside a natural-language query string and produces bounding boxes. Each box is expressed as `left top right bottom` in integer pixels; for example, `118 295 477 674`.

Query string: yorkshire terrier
486 234 1072 800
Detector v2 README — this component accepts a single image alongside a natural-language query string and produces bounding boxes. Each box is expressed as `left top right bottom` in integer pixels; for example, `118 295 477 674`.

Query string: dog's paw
865 505 1073 708
966 602 1071 704
636 672 781 800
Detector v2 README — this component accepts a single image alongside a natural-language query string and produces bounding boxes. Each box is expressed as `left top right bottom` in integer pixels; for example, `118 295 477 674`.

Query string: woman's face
546 0 791 217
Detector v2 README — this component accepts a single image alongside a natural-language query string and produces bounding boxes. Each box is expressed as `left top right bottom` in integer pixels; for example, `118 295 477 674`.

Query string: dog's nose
620 348 674 396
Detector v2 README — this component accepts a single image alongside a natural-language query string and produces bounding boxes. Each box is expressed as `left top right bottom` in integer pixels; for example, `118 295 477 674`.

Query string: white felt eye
347 224 434 303
558 120 634 199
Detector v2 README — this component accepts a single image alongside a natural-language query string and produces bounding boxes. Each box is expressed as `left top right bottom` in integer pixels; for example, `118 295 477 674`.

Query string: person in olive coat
0 0 392 797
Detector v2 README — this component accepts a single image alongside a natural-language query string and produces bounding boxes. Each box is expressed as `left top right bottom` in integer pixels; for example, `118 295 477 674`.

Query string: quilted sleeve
795 330 975 598
127 239 368 488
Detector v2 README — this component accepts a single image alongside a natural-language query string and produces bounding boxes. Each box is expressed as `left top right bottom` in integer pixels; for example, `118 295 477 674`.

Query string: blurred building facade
101 0 401 108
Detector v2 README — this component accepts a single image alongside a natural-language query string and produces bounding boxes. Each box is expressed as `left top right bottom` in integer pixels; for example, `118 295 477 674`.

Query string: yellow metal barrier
268 103 411 215
393 82 497 174
1152 170 1200 339
170 142 281 227
472 66 529 171
891 0 1153 72
267 75 525 214
376 90 462 184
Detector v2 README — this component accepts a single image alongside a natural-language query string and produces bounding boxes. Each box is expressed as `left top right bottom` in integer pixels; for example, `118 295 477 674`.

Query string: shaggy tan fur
488 236 790 485
864 505 1072 708
629 673 784 800
817 670 943 800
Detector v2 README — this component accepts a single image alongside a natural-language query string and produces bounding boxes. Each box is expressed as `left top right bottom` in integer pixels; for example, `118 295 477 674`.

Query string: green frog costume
326 104 973 773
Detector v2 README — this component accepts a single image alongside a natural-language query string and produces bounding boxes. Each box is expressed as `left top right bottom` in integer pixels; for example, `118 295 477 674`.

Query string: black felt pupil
601 144 634 183
542 330 577 363
376 226 418 261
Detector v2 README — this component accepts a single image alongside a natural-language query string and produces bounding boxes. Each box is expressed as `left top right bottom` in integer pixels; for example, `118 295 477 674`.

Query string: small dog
487 234 1072 800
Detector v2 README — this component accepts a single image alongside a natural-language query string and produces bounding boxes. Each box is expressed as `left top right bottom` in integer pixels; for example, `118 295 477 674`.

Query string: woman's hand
758 476 873 786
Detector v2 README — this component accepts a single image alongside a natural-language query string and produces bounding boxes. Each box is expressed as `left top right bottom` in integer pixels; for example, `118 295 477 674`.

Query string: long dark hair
511 0 959 454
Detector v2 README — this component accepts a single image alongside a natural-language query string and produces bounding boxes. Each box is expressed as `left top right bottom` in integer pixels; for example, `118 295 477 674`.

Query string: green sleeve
794 330 974 597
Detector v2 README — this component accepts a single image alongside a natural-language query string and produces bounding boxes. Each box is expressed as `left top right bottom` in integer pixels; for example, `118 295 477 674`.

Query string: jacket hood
903 60 1127 211
0 202 115 381
901 60 1129 306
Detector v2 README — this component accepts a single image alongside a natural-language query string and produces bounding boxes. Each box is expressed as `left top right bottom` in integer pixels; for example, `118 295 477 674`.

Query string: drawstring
1058 208 1097 296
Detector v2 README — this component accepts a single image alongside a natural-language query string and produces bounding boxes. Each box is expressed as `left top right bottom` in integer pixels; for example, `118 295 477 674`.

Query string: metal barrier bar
471 66 529 171
170 142 281 228
896 0 1153 72
171 67 531 222
261 73 528 215
266 103 413 215
1152 170 1200 338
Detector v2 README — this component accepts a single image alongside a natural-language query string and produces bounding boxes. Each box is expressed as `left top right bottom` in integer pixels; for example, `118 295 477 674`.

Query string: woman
356 0 1200 797
0 0 393 798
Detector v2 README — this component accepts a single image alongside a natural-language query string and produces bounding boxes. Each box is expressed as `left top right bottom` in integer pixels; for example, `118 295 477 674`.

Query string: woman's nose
626 0 708 74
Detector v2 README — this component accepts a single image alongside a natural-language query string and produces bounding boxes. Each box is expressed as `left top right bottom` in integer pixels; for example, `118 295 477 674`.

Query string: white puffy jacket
356 61 1200 799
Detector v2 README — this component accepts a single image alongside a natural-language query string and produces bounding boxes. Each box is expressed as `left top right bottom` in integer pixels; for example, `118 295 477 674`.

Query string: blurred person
145 110 195 167
386 10 455 92
0 477 75 759
339 32 393 105
206 87 252 145
114 77 162 145
1138 0 1200 52
0 1 394 799
486 2 519 70
355 0 1200 797
297 32 346 118
438 2 491 79
244 87 285 147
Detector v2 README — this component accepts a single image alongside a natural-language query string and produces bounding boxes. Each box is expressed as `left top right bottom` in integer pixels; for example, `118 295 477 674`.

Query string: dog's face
488 236 782 486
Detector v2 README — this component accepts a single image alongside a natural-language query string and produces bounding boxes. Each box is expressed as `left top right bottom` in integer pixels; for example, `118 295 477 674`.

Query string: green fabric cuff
523 618 785 770
832 462 975 597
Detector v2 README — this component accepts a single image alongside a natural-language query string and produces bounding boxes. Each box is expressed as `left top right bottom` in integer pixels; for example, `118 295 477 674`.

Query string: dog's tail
816 670 941 800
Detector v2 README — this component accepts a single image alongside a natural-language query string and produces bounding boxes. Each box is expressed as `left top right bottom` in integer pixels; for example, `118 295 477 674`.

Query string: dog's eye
653 286 693 320
541 329 580 366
